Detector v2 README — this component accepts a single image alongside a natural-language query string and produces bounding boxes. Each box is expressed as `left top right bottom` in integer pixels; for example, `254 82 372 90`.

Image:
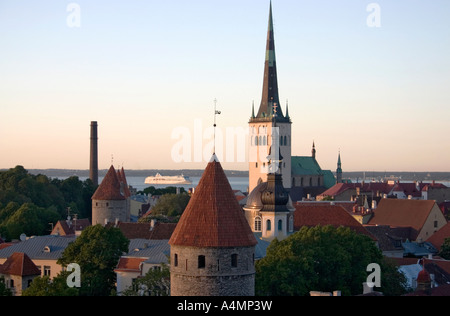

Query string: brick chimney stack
90 121 99 187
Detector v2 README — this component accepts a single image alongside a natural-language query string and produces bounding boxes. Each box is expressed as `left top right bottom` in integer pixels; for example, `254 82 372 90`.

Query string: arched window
263 136 266 146
255 136 258 146
259 136 262 146
284 136 287 147
174 254 179 267
278 219 283 232
266 219 272 231
255 217 262 232
198 255 206 269
280 136 283 146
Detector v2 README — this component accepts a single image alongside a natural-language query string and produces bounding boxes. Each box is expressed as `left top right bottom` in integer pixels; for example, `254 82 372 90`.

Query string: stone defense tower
89 121 99 187
249 1 292 193
169 155 258 296
91 165 130 226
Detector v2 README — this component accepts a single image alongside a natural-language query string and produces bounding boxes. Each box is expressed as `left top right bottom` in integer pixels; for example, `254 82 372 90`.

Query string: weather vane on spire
213 99 221 155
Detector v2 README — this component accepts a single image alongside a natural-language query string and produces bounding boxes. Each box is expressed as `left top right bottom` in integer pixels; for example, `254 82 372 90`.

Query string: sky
0 0 449 172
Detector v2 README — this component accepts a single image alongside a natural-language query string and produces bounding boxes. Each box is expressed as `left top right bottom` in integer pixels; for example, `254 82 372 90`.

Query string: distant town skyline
1 1 449 172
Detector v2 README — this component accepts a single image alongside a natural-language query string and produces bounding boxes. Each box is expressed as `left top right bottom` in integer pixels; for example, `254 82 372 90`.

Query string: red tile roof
169 156 257 248
0 252 40 276
421 183 448 191
92 165 126 201
405 284 450 296
117 167 132 198
0 243 14 250
427 222 450 251
115 257 146 273
368 199 437 238
293 204 376 240
392 183 421 197
52 219 91 236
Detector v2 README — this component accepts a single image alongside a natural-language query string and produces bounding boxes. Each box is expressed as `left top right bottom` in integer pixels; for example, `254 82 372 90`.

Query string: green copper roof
291 156 337 189
322 170 337 189
291 156 322 176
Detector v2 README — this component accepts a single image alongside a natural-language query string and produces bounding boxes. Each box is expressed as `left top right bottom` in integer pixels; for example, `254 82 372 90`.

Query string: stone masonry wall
170 245 255 296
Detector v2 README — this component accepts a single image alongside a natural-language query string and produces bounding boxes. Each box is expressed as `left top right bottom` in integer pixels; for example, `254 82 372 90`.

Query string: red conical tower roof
92 165 126 201
169 155 257 248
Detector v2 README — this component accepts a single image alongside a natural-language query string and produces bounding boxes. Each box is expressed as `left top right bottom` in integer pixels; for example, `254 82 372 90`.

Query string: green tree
255 225 407 296
150 193 190 217
1 203 59 240
121 264 170 296
22 272 79 296
57 225 129 296
0 166 96 241
440 237 450 260
0 276 13 296
139 186 186 196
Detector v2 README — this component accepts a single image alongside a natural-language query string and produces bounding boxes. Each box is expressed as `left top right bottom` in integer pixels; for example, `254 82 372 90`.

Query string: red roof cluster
106 222 177 240
320 181 448 200
169 156 257 248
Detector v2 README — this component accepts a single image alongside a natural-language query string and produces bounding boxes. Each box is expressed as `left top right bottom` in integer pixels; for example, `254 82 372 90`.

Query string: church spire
255 1 284 120
336 151 343 184
312 141 316 159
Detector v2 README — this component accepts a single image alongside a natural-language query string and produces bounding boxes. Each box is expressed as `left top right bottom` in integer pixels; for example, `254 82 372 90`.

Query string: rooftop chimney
90 121 99 187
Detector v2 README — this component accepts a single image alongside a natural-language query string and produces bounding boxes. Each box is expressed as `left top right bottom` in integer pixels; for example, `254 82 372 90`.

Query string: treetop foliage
256 225 407 296
0 166 96 241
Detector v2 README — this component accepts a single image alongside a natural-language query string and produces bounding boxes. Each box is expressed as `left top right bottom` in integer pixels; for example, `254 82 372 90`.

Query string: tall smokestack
90 121 99 187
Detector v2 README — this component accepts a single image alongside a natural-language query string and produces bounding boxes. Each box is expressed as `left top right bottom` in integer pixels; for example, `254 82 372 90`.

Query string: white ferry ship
145 173 192 185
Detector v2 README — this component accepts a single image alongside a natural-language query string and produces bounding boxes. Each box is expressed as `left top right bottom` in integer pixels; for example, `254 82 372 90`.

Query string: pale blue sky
1 0 449 172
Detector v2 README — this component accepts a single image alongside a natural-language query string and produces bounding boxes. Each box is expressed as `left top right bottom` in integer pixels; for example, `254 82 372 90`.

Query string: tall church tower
249 2 292 193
